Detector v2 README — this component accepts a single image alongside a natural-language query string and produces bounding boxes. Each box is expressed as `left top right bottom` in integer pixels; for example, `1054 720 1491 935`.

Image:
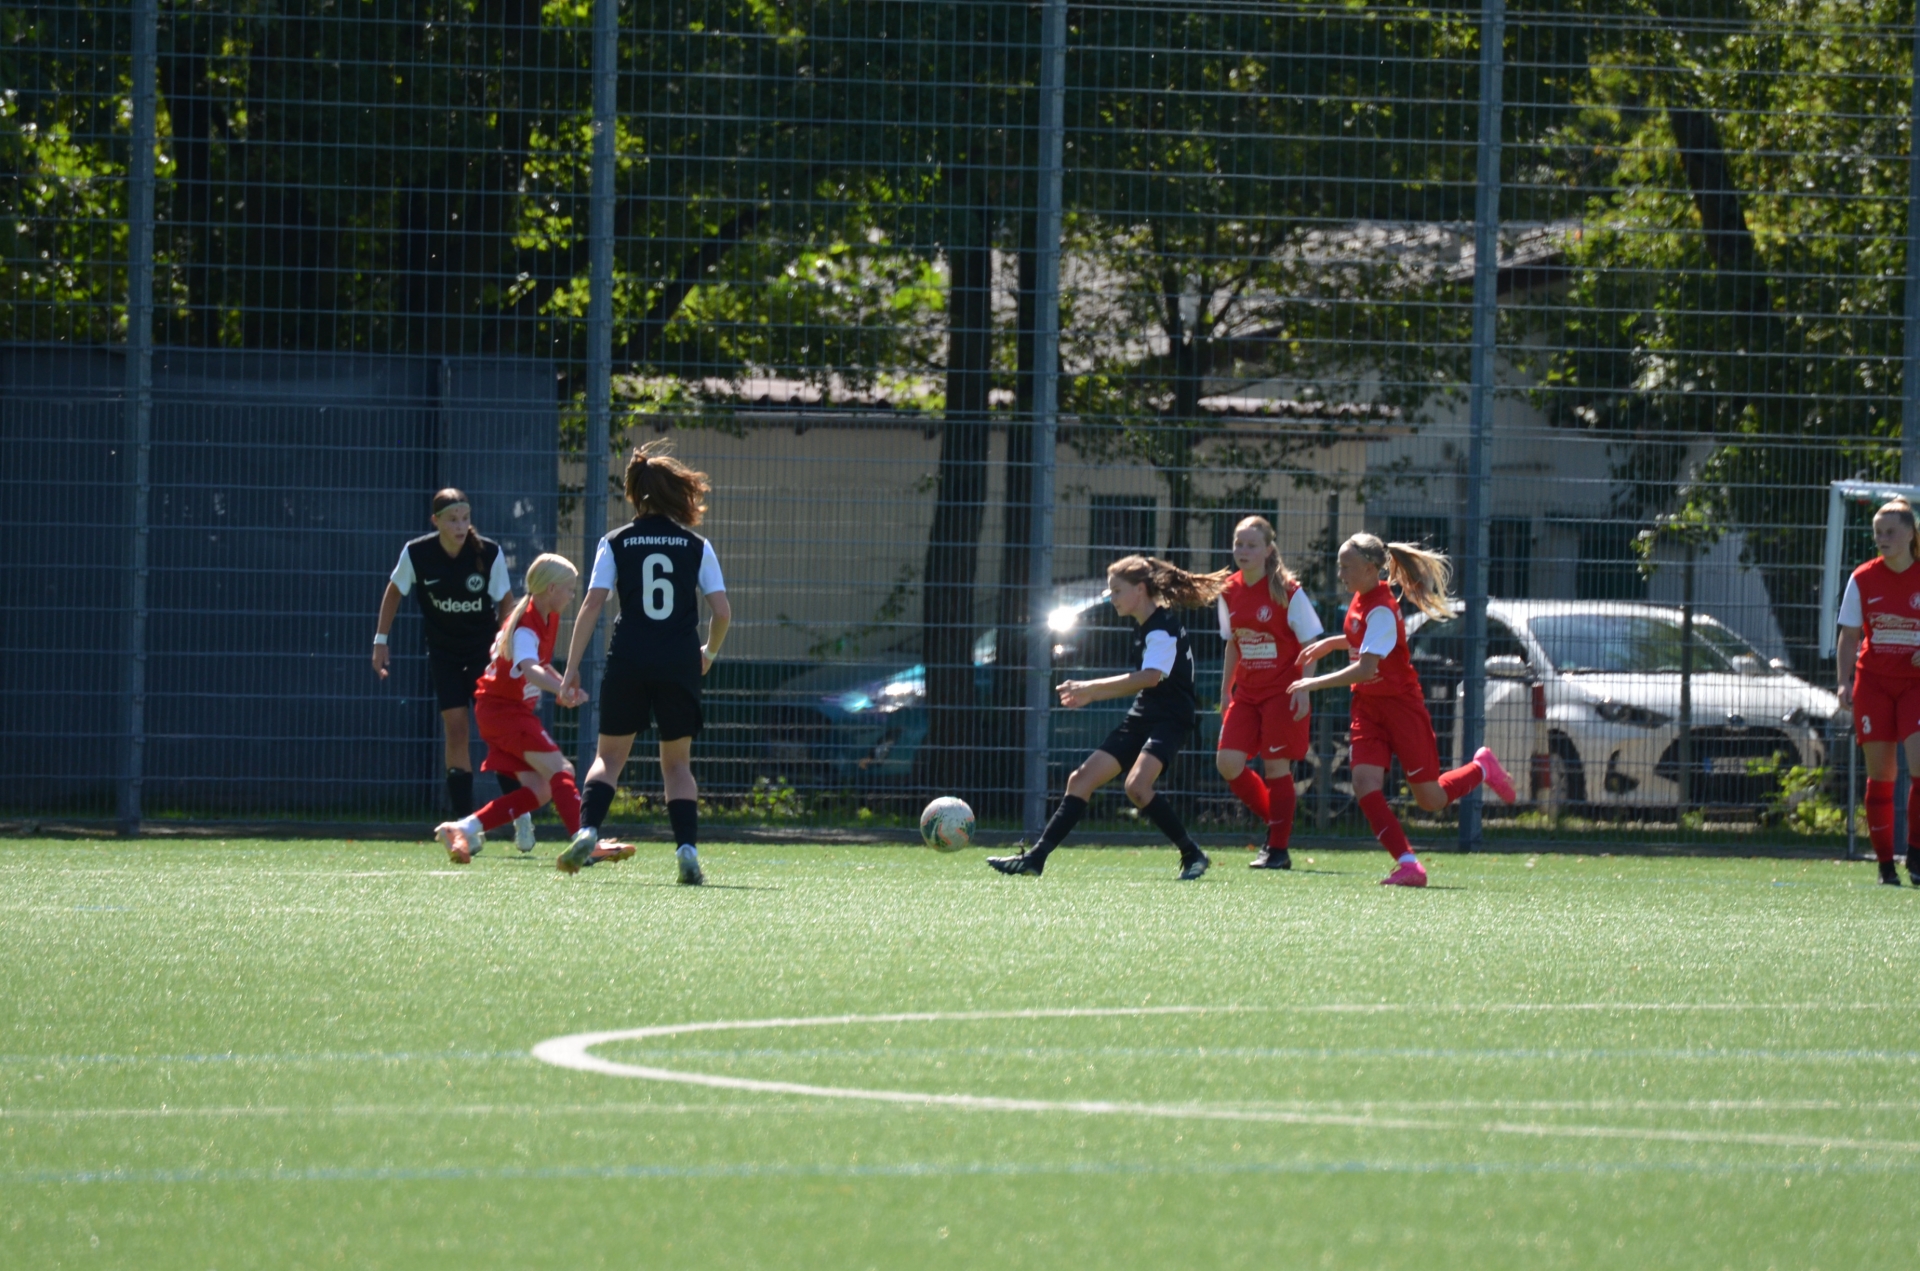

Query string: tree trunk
921 193 995 792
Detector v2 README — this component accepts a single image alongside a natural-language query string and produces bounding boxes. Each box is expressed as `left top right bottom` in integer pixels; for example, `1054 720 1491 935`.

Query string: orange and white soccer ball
919 797 975 852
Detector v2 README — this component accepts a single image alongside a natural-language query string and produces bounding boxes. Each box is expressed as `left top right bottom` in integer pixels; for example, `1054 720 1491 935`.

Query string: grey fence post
1459 0 1504 852
1904 5 1920 487
1023 0 1068 837
121 0 157 837
576 0 617 770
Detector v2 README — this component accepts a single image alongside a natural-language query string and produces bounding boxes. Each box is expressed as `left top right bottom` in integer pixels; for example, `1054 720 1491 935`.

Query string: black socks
1028 795 1088 862
580 780 617 832
668 799 698 847
446 768 474 817
495 771 522 795
1141 793 1202 860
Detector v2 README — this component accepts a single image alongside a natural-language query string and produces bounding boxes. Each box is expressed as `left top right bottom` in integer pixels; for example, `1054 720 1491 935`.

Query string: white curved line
529 1009 1920 1155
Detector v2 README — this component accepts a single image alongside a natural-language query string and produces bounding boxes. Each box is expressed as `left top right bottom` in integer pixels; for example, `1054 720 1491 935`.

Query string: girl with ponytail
988 554 1227 881
1215 517 1323 868
435 554 613 865
1834 497 1920 885
1288 533 1517 887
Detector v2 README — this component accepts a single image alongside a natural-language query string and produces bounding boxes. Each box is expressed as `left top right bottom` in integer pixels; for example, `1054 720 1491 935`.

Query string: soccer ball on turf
919 796 975 852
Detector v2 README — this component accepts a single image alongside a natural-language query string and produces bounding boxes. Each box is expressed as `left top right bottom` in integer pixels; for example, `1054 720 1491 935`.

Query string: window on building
1089 496 1158 577
1489 516 1532 599
1575 521 1648 601
1384 515 1450 556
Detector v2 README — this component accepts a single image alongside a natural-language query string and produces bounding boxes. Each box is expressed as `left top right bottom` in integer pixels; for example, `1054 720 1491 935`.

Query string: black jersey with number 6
600 515 718 688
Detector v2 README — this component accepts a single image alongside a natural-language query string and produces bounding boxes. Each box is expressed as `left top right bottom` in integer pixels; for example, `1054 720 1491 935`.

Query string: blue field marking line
7 1154 1918 1188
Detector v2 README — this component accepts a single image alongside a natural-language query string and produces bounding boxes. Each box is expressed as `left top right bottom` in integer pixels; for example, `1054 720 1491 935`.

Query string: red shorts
475 696 560 774
1218 689 1311 763
1851 671 1920 745
1348 689 1442 783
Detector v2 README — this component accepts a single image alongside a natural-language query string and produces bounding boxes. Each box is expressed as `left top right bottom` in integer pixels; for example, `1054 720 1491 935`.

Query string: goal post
1820 480 1920 659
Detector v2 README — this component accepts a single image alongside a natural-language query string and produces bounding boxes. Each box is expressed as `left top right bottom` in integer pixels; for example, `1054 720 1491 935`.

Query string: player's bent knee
1216 753 1245 780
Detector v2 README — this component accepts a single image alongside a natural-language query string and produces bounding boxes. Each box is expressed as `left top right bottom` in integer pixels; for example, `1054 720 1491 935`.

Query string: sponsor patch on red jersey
1851 558 1920 679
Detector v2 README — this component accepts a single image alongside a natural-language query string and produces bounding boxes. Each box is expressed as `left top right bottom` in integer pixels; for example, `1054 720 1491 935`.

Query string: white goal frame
1819 479 1920 659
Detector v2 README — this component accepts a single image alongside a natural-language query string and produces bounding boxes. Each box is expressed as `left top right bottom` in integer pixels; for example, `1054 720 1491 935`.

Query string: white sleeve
488 552 512 602
588 539 616 591
389 547 415 596
1217 597 1232 640
512 627 541 670
1140 630 1178 675
698 542 726 595
1837 577 1863 628
1287 589 1324 642
1359 606 1400 657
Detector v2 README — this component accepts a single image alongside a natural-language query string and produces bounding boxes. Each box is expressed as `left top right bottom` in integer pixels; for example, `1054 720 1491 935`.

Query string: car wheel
1547 732 1587 811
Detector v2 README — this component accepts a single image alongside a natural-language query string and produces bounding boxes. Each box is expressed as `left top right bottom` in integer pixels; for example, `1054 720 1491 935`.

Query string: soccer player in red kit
1289 533 1517 887
1216 516 1322 869
1835 497 1920 886
434 554 625 867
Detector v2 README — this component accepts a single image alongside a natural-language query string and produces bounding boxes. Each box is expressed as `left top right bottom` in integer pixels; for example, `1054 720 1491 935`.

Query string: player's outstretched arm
561 587 609 693
1295 635 1347 668
1836 625 1861 706
1058 668 1164 709
702 590 731 674
1288 652 1380 698
373 582 402 678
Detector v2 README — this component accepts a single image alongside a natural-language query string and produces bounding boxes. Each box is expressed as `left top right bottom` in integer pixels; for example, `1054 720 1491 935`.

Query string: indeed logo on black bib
431 595 488 614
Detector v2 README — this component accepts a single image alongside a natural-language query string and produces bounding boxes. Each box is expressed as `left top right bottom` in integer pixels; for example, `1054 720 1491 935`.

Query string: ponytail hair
1876 498 1920 561
1232 514 1297 604
1107 554 1231 611
1343 532 1453 619
625 438 710 527
491 553 579 663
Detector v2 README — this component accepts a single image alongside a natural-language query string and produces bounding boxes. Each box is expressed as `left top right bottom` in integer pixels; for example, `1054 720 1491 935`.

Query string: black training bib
404 532 500 658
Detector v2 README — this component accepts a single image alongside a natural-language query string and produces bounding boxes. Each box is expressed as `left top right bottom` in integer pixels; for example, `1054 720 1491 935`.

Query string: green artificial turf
2 837 1916 1270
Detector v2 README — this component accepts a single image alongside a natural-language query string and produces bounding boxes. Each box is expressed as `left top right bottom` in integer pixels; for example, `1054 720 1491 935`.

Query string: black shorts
429 647 493 712
1096 712 1191 771
599 661 703 741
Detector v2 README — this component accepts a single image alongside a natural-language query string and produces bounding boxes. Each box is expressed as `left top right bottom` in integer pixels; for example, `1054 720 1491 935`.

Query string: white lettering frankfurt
622 536 688 546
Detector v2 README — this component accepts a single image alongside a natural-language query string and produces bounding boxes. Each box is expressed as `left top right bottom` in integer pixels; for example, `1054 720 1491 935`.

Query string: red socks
1866 779 1895 863
550 772 582 834
1357 789 1413 858
475 785 541 832
1228 768 1270 821
1266 774 1296 848
1438 761 1484 804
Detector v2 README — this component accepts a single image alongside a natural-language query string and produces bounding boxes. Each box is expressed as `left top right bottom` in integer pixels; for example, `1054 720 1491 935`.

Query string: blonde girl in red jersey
1287 533 1516 887
1216 516 1323 868
1835 498 1920 886
433 554 620 866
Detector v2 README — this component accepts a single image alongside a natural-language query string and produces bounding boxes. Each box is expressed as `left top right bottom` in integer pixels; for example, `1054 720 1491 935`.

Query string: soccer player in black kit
557 442 731 884
373 489 529 841
988 555 1227 881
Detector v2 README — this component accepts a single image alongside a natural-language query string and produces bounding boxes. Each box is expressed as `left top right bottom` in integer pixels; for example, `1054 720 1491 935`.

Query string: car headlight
1593 699 1672 729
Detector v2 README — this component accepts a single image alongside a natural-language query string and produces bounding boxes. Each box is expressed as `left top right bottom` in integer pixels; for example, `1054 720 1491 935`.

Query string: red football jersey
1220 574 1307 698
1848 557 1920 680
476 604 561 704
1343 583 1422 700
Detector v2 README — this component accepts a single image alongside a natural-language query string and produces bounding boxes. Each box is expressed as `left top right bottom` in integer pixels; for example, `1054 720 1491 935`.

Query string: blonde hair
492 553 579 662
1876 498 1920 560
1108 554 1230 611
625 438 710 526
1232 514 1297 603
1343 532 1453 619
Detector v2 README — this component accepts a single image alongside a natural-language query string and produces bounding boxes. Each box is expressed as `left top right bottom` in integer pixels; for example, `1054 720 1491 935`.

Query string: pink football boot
1474 746 1517 804
1380 858 1428 887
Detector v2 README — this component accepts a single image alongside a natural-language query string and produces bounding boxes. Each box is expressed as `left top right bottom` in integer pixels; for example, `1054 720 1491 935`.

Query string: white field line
531 1009 1920 1157
8 1097 1920 1122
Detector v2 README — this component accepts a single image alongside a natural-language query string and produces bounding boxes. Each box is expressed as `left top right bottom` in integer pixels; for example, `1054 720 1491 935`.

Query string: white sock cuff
456 815 483 837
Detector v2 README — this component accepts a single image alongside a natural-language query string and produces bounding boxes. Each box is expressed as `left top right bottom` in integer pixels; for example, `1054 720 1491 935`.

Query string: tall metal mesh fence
4 0 1913 853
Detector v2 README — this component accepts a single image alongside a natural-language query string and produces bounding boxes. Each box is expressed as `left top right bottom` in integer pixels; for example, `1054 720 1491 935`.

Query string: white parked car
1404 601 1841 811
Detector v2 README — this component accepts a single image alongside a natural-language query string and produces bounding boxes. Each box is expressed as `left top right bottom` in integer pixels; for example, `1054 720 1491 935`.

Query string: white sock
456 815 483 837
1398 853 1417 865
